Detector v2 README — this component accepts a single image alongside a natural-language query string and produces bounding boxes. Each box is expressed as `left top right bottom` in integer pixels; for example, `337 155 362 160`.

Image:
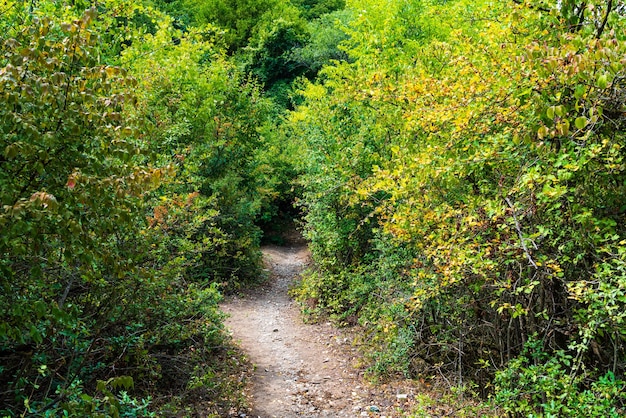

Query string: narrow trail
221 241 420 417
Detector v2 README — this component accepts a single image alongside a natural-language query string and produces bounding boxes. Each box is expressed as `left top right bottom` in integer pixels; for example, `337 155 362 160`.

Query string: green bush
0 3 263 415
123 20 278 286
292 0 346 20
290 1 626 413
494 338 626 417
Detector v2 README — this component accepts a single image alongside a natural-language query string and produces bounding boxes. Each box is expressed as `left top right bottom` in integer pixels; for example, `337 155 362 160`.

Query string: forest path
221 239 420 417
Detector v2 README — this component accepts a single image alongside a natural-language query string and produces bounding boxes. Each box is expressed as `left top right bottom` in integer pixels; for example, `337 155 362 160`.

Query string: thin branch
571 2 587 33
505 197 538 269
58 276 74 309
596 0 613 38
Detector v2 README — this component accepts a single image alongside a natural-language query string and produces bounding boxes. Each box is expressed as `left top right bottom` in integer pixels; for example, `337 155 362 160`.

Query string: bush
291 1 626 412
0 3 261 415
494 338 626 417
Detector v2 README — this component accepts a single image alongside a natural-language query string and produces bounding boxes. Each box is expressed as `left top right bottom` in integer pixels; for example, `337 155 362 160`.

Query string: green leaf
80 394 93 402
29 325 42 344
554 105 565 117
4 144 18 159
574 84 585 99
574 116 587 130
597 73 608 89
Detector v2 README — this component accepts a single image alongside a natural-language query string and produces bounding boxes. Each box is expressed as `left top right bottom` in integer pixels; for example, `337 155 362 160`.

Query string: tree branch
505 197 538 269
596 0 613 38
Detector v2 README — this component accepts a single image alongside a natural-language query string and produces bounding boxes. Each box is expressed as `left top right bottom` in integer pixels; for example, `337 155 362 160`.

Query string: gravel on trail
221 243 422 418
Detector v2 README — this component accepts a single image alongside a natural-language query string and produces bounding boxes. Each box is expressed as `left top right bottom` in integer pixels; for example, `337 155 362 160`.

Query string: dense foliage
0 1 285 415
4 0 626 416
290 0 626 415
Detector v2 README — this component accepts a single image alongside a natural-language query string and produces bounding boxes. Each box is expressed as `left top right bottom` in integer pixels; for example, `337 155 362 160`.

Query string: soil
221 235 422 418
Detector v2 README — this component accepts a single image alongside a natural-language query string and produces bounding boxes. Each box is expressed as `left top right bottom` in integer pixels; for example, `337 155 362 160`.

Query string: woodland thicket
0 0 300 415
291 0 626 416
1 0 626 417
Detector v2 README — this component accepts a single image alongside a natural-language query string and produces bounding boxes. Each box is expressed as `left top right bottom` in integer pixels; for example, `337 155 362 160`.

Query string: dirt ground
221 241 423 418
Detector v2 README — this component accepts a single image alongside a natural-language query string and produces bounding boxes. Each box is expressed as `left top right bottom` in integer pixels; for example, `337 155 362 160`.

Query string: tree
0 4 251 415
290 0 626 414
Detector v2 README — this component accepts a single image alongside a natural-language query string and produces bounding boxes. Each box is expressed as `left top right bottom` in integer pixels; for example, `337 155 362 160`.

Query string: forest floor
221 233 429 418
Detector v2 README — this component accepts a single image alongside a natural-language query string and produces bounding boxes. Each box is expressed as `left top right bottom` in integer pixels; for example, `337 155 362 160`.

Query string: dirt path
221 243 420 417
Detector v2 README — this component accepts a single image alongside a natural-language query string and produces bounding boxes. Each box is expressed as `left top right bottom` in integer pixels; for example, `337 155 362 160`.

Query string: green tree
289 9 352 79
290 0 626 415
157 0 298 50
0 5 170 414
0 4 252 415
122 18 279 286
292 0 346 19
